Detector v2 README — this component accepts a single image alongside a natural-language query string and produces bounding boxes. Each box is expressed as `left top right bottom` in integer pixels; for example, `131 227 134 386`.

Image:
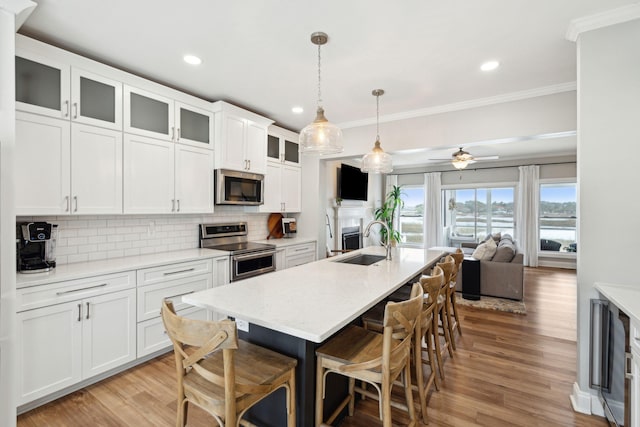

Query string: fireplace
342 226 362 251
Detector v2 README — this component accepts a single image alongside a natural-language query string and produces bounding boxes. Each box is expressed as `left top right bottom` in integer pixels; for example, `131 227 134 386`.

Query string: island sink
335 253 387 265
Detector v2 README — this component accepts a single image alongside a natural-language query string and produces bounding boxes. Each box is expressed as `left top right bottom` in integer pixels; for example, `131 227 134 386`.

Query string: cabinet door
632 349 639 427
15 112 71 215
175 102 213 148
283 138 300 166
71 124 123 214
212 257 230 320
16 301 82 405
15 52 70 119
174 144 214 213
282 164 301 213
220 114 246 171
124 85 174 141
71 68 122 130
260 162 282 213
123 134 175 213
274 249 285 271
267 134 281 162
82 289 136 379
245 121 267 174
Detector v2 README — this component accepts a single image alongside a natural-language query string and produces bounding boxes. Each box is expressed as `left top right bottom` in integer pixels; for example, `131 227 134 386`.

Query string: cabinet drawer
136 306 207 357
137 274 211 322
136 259 213 287
285 253 316 269
16 271 136 312
285 242 316 257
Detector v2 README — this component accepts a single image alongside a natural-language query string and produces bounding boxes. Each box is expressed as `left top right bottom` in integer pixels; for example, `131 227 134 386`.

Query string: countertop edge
594 281 640 326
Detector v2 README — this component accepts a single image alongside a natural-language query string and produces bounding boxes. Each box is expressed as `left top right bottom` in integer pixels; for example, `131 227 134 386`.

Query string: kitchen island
184 246 445 426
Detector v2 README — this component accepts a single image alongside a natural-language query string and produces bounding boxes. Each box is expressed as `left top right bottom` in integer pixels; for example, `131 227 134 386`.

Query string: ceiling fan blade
473 155 499 160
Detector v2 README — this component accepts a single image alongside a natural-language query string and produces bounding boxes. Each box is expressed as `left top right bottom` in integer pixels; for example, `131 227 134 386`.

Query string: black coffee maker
16 222 58 273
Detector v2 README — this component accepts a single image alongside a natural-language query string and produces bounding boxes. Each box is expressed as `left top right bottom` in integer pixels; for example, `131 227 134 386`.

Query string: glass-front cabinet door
266 132 300 166
71 69 122 130
15 53 70 119
267 134 281 162
175 102 213 149
283 139 299 165
124 85 174 141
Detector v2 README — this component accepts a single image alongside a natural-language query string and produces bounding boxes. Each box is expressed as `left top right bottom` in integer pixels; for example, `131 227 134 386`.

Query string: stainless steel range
199 222 276 282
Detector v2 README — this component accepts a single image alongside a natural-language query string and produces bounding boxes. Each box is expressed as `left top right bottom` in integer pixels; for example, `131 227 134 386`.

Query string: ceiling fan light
452 158 469 170
361 139 393 174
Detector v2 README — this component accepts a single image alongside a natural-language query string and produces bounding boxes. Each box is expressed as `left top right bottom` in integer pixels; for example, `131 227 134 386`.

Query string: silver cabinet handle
163 267 195 276
165 290 194 300
171 199 175 212
65 196 70 212
73 102 78 119
77 303 82 322
171 127 175 141
176 199 180 212
248 160 251 170
56 283 108 295
64 100 70 117
73 196 78 212
177 128 180 141
625 352 634 380
86 302 90 320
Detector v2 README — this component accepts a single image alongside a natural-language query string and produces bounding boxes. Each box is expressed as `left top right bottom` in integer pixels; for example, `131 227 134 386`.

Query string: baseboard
570 382 605 416
538 259 576 269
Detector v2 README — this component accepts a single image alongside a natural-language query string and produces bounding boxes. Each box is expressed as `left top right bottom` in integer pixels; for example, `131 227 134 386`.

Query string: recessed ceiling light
183 55 202 65
291 106 304 114
480 60 500 71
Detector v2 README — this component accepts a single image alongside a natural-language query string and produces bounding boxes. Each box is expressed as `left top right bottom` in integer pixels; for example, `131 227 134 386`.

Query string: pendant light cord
317 43 323 108
376 93 380 141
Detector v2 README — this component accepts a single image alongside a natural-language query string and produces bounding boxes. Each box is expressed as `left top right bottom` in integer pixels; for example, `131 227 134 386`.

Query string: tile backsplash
17 208 271 265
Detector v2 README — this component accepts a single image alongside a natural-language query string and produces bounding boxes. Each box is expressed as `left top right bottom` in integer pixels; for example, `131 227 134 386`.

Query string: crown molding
339 82 576 130
566 3 640 42
0 0 37 28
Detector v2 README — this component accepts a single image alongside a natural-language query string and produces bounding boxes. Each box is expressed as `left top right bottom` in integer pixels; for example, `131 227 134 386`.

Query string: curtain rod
389 161 576 176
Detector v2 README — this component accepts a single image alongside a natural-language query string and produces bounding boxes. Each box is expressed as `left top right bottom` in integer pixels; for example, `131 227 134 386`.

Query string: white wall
575 18 640 410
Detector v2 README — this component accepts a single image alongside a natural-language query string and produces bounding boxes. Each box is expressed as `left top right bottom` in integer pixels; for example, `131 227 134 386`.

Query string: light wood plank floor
18 267 606 426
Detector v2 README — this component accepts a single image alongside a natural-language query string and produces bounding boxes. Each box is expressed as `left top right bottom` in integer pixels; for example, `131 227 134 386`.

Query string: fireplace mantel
333 205 373 250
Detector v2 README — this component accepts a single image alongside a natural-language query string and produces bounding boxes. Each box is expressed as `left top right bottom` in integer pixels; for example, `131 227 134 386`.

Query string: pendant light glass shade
361 89 392 174
300 32 343 155
299 107 343 154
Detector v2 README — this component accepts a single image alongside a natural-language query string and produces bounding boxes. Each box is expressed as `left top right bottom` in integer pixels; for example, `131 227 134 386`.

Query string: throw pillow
501 233 513 242
471 242 488 259
493 240 516 262
483 237 498 260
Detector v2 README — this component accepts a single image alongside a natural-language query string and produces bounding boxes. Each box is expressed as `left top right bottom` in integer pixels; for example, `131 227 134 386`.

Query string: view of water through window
539 183 577 252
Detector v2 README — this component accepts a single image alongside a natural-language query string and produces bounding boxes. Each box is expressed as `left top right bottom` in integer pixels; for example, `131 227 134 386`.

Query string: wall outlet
235 318 249 332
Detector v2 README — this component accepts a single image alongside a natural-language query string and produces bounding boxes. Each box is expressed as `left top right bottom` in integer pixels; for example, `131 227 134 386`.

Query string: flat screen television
338 163 368 201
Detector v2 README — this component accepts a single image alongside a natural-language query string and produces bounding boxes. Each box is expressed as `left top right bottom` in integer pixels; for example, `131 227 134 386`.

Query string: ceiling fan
430 147 499 170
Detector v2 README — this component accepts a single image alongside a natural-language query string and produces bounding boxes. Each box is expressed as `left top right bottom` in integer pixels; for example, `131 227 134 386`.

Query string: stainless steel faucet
364 220 392 261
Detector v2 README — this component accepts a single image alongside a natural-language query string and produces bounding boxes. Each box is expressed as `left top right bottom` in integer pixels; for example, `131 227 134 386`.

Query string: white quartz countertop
595 282 640 325
251 236 317 248
184 246 445 343
16 248 229 289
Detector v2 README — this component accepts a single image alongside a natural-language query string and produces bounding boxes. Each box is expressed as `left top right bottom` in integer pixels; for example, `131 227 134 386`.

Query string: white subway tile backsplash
27 213 270 266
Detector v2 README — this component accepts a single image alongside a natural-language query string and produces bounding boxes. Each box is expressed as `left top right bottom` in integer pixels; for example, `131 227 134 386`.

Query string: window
539 182 576 253
398 186 424 246
443 187 514 243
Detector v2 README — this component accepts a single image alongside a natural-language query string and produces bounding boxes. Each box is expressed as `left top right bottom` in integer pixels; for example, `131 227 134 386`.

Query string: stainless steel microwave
215 169 264 205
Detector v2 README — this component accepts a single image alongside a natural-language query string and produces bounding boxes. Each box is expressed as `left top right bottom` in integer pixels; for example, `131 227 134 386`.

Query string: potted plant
374 185 404 246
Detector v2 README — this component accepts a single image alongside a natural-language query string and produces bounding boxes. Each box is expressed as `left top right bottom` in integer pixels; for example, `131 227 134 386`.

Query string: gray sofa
457 236 524 301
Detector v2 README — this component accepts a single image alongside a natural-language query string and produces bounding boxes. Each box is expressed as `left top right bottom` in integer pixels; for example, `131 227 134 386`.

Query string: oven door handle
233 250 277 262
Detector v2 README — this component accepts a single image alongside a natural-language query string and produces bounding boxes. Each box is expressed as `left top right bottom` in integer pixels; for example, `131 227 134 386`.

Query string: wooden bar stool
161 300 297 427
436 256 456 358
421 266 447 383
315 283 423 427
447 250 464 339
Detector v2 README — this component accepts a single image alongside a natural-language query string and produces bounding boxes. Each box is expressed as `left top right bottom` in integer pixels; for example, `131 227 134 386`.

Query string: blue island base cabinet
239 323 351 427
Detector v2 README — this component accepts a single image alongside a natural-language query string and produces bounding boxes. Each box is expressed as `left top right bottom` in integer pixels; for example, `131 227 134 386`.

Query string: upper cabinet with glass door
15 51 122 130
124 86 213 149
267 127 300 167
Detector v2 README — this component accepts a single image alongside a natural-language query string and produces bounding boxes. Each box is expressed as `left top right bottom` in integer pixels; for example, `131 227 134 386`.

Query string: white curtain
516 165 540 267
424 172 443 248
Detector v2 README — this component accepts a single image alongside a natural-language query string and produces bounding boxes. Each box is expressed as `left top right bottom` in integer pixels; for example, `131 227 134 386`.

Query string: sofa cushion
493 239 516 262
472 237 497 260
482 232 501 243
501 233 514 243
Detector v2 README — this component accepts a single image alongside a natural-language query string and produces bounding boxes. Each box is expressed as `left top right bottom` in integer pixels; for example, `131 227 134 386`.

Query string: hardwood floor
17 267 606 426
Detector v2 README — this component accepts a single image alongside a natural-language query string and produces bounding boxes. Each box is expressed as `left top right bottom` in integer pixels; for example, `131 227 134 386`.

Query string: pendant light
299 32 343 155
361 89 393 173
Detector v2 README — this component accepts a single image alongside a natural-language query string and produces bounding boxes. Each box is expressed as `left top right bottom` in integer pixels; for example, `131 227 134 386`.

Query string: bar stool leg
315 362 325 426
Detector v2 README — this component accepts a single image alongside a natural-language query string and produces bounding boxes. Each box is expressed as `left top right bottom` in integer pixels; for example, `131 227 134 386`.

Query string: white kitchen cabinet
16 51 122 130
15 112 122 215
136 259 217 357
260 126 302 213
631 319 640 427
283 242 317 269
274 248 286 271
123 134 213 214
213 101 273 174
124 87 213 148
16 272 136 406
